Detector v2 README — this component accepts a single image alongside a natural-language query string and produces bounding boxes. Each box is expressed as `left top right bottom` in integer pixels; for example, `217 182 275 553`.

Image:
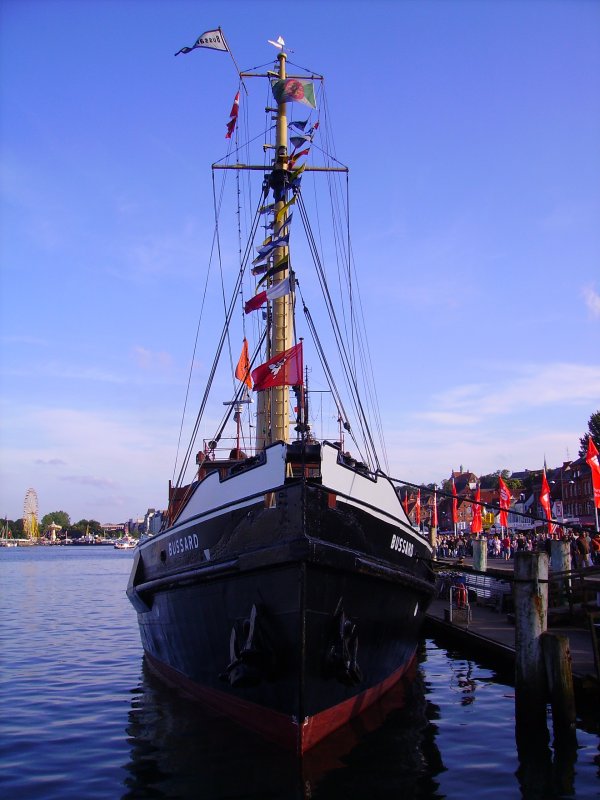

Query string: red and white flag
252 342 303 391
415 489 421 526
432 490 438 528
244 277 291 314
225 90 240 139
586 437 600 510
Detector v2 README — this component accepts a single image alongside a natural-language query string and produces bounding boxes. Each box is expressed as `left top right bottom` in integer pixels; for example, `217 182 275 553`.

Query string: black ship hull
128 442 435 752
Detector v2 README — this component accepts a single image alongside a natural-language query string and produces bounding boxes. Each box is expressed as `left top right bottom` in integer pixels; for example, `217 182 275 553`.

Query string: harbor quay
426 553 600 716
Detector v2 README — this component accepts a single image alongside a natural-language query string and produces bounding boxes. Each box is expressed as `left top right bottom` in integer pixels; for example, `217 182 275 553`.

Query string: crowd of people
434 526 600 568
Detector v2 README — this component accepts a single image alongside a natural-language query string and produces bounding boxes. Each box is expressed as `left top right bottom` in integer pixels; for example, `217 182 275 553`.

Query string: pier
426 556 600 700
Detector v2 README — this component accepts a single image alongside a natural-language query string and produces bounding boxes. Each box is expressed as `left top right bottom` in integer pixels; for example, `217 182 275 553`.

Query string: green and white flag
271 78 316 109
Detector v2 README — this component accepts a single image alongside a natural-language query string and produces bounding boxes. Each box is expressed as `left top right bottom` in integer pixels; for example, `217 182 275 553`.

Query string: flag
586 437 600 509
288 148 310 170
540 470 554 529
252 342 303 390
452 479 458 526
228 91 240 119
244 277 292 314
291 134 311 149
432 490 438 528
290 119 309 132
235 338 252 389
255 233 289 258
259 202 275 215
415 489 421 526
225 90 240 139
256 257 289 288
289 163 306 182
403 492 409 516
471 485 482 534
498 476 511 528
175 28 228 56
271 78 317 108
278 212 293 232
275 195 296 223
225 118 236 139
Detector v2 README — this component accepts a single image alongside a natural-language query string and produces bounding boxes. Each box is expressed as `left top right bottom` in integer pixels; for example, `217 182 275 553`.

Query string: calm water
0 547 598 799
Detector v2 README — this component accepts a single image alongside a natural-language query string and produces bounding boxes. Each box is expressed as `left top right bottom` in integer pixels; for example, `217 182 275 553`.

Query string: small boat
128 34 435 753
115 536 137 550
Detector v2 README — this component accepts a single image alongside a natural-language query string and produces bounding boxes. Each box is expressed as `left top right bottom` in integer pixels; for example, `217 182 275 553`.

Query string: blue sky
1 0 599 524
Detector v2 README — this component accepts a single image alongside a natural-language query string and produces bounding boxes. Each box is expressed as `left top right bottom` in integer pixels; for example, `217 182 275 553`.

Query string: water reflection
123 652 444 800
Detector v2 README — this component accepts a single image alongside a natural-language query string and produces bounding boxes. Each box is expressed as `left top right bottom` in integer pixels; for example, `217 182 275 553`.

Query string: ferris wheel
23 488 39 538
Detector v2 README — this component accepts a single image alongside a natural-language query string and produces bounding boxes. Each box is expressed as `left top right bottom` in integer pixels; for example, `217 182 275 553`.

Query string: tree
579 410 600 457
73 519 102 535
41 511 71 529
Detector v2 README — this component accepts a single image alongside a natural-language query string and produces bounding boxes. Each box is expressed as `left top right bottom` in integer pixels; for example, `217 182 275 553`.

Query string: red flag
229 90 240 118
586 437 600 509
540 470 554 529
432 490 438 528
498 476 511 528
415 489 421 526
471 485 482 533
451 479 458 525
225 90 240 139
252 342 303 391
403 492 409 516
244 278 291 314
235 338 252 389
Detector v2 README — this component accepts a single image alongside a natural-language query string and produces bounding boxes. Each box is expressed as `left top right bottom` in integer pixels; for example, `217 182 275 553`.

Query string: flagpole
219 27 249 95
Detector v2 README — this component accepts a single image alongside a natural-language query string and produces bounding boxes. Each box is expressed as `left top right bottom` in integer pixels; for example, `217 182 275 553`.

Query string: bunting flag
540 470 554 530
235 338 252 389
498 476 511 528
586 437 600 509
175 28 228 56
271 78 317 108
278 212 293 232
290 163 306 181
452 479 458 526
244 277 292 314
252 342 303 391
415 489 421 526
256 257 289 288
290 134 311 149
275 195 296 223
471 485 482 534
288 148 310 170
251 255 270 268
432 490 438 528
255 233 289 258
290 119 309 132
225 90 240 139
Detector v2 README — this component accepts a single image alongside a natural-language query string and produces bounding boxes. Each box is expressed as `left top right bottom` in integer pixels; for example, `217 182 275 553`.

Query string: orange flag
235 338 252 389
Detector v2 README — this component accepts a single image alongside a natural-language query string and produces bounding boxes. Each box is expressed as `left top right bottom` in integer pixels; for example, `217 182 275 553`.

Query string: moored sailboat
127 33 435 753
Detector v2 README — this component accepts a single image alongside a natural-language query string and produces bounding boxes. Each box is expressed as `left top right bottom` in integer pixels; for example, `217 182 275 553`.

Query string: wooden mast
269 50 292 445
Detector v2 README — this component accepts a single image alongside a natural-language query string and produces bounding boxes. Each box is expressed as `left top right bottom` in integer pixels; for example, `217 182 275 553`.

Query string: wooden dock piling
472 537 487 572
541 632 576 743
514 551 549 737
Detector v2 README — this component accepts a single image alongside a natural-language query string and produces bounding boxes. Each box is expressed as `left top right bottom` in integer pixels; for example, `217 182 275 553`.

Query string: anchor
323 597 362 686
219 604 274 688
